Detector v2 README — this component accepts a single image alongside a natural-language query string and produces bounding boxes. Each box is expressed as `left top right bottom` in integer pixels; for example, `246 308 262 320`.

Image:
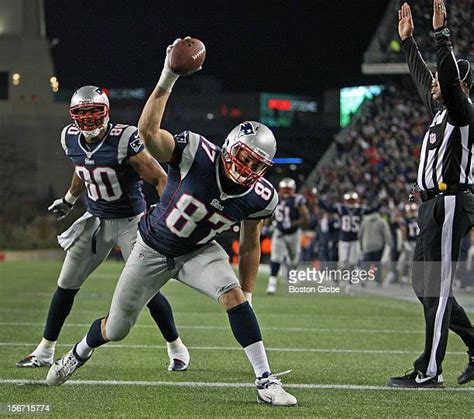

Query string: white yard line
0 321 421 334
0 308 418 320
0 342 466 355
0 378 472 392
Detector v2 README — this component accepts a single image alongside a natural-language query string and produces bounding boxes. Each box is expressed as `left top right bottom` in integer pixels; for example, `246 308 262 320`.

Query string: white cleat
46 345 91 386
16 354 53 368
256 370 297 406
167 343 190 371
382 271 395 287
266 283 277 295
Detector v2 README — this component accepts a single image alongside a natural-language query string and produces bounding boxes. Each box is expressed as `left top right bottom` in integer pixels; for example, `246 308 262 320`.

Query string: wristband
64 191 78 205
157 69 179 93
434 26 451 44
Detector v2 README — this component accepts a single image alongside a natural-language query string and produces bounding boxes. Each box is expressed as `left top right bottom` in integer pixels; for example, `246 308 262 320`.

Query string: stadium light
50 76 59 92
12 73 20 86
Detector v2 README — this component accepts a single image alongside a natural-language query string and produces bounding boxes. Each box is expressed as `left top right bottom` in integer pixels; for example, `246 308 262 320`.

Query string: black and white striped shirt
403 36 474 192
417 105 473 190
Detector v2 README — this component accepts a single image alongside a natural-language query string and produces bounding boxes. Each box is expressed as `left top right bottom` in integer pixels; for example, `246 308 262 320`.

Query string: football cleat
16 354 53 368
388 369 444 388
167 343 190 371
256 370 297 406
46 345 91 386
457 351 474 385
266 283 277 295
266 277 277 295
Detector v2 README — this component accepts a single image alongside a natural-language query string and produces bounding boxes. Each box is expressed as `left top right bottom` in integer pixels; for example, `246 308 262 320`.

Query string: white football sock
166 337 184 351
32 338 56 358
167 337 189 364
75 336 93 359
244 341 270 378
243 291 252 305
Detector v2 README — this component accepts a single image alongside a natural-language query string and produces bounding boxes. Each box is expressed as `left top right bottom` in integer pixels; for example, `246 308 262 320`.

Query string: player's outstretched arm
294 203 310 229
138 39 182 162
68 171 86 198
128 149 168 197
48 172 85 221
238 219 264 303
138 86 176 163
318 197 337 213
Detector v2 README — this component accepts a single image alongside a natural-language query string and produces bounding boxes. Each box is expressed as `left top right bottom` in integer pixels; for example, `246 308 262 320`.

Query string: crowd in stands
312 84 428 207
299 82 474 289
382 0 474 62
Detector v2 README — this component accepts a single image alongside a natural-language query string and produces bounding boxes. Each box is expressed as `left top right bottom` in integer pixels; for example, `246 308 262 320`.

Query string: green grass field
0 260 473 417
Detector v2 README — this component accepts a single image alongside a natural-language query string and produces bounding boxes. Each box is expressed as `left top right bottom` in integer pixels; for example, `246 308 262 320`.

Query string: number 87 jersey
139 131 278 258
61 123 146 218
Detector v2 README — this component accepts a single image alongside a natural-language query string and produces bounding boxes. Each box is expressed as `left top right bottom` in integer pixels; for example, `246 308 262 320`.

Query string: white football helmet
404 202 418 217
343 191 359 207
221 121 276 186
69 86 110 139
278 178 296 198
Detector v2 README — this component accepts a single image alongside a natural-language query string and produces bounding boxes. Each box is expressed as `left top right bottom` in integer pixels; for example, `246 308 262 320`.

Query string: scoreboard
340 85 383 127
260 92 318 128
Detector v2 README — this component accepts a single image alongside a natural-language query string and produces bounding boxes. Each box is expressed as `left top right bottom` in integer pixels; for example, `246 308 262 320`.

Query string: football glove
48 197 74 221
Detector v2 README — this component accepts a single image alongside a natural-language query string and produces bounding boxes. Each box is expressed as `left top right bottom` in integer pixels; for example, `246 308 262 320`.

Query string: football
169 37 206 76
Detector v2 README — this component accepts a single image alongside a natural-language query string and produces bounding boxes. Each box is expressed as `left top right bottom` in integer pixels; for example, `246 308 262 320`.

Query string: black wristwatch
434 26 451 42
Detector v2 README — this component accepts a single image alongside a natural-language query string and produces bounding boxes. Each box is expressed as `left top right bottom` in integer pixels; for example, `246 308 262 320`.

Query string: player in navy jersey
46 39 297 406
318 192 363 268
318 192 379 269
265 178 309 294
17 86 189 372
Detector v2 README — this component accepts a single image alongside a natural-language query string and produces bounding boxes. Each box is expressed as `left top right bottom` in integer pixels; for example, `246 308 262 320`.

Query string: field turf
0 261 472 417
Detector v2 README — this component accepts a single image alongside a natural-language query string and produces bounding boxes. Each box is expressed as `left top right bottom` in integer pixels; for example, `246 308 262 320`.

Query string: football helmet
343 191 359 207
404 202 418 217
221 121 275 186
69 86 110 139
278 178 296 198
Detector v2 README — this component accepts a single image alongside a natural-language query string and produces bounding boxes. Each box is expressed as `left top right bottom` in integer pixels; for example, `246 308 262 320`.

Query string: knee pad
57 271 87 290
104 316 133 342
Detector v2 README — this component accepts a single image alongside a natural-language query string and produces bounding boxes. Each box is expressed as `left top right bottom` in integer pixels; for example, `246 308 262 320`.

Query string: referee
389 1 474 388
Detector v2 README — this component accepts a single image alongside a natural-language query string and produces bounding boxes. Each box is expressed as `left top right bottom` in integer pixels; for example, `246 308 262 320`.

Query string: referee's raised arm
399 2 438 115
433 3 474 126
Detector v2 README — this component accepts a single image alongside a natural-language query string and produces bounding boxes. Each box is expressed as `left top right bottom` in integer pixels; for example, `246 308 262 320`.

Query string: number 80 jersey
139 131 278 258
61 123 146 219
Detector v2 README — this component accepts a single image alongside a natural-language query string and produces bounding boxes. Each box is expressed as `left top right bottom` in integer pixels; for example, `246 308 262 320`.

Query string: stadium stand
309 84 428 206
365 0 474 64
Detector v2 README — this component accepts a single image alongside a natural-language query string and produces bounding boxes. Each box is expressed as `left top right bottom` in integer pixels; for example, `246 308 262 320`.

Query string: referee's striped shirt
417 105 473 191
402 36 474 192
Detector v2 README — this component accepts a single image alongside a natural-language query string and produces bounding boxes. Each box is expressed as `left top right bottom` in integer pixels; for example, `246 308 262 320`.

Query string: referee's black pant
412 192 474 377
